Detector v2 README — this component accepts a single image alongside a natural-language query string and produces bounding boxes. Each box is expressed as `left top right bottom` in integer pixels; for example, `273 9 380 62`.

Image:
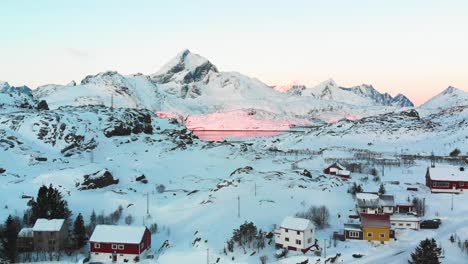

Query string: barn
323 162 351 179
89 225 151 263
426 166 468 193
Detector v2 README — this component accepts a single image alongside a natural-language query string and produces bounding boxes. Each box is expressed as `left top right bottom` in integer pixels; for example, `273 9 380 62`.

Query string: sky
1 0 467 106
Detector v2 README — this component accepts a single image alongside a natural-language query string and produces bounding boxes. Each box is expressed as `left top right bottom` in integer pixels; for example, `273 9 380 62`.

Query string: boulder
79 170 119 190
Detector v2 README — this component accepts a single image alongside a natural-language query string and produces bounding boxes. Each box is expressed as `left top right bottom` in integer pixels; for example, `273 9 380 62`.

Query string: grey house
32 219 68 252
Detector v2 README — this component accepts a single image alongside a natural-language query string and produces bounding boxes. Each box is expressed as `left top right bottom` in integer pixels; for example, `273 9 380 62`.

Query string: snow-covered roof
280 216 314 231
361 214 390 228
379 195 395 207
33 219 65 232
337 169 350 176
18 228 34 238
356 193 379 200
344 223 362 231
90 225 147 244
390 214 420 222
428 166 468 182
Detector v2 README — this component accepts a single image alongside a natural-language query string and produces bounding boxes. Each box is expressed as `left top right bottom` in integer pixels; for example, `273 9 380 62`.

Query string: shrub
296 205 330 229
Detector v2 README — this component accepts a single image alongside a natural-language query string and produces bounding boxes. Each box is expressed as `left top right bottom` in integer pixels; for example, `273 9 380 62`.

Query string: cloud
65 48 90 59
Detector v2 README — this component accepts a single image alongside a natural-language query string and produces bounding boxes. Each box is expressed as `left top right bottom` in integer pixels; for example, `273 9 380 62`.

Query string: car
420 220 440 229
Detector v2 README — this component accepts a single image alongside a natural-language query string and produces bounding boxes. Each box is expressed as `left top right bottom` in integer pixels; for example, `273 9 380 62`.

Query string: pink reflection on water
193 130 284 141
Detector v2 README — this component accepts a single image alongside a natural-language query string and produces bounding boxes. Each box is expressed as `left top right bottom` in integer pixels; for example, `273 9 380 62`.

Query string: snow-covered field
1 113 468 263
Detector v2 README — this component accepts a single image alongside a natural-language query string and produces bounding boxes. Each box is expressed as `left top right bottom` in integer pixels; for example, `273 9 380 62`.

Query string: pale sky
1 0 467 106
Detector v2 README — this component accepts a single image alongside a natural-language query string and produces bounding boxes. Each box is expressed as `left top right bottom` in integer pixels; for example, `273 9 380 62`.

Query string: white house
390 215 421 230
274 216 315 252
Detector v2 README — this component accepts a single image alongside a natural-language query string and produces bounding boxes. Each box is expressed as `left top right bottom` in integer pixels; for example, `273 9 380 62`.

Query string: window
112 244 117 250
296 239 301 245
285 229 288 233
296 231 300 235
362 208 367 213
307 238 312 243
433 182 449 188
398 223 403 226
367 232 372 237
380 233 385 238
406 223 411 227
348 231 360 238
94 253 99 255
118 244 124 250
285 237 289 242
460 182 465 186
94 243 101 249
391 223 395 226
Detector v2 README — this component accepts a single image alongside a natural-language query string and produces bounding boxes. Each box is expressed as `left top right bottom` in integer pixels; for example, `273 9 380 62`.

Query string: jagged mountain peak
81 70 126 85
152 50 218 84
442 86 461 95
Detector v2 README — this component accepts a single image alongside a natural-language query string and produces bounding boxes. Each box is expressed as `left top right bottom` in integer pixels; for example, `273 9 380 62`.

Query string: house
274 217 315 252
356 193 414 215
361 214 393 242
89 225 151 263
17 228 34 252
32 219 68 252
323 162 351 179
390 215 421 230
426 166 468 193
343 214 394 242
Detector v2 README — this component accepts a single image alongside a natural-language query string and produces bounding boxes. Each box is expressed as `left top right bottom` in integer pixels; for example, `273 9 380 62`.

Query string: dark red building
426 166 468 193
89 225 151 262
324 162 351 179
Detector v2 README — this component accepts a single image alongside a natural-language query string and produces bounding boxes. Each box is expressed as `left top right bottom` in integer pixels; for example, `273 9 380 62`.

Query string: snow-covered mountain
420 86 468 110
0 81 42 113
28 49 418 129
286 79 414 107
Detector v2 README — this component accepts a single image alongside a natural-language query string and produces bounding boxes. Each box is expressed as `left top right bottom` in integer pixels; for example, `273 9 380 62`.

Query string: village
2 152 468 264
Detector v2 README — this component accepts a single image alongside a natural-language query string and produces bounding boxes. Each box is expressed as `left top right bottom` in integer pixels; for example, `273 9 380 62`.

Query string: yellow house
361 214 393 242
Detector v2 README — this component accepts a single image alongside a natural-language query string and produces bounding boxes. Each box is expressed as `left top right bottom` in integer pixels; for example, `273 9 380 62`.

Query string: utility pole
237 195 240 218
451 193 454 211
206 248 209 264
146 192 150 216
323 239 327 259
254 183 257 197
382 163 385 177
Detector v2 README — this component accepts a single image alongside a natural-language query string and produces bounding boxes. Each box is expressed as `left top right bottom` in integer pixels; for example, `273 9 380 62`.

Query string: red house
324 162 351 179
89 225 151 263
426 166 468 193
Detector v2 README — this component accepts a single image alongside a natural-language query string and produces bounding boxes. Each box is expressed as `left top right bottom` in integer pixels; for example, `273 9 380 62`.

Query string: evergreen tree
29 184 72 224
73 213 87 249
87 210 97 234
379 183 386 194
409 238 441 264
0 215 19 263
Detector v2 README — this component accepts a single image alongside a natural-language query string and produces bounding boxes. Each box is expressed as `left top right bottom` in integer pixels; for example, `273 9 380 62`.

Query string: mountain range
1 49 467 130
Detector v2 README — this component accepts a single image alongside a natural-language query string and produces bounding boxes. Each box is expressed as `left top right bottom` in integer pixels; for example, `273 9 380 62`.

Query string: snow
356 193 379 201
428 166 468 182
32 219 65 232
89 225 146 244
390 214 420 222
18 228 34 238
279 216 313 231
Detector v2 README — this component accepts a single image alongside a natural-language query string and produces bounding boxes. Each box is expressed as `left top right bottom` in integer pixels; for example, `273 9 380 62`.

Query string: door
112 252 117 262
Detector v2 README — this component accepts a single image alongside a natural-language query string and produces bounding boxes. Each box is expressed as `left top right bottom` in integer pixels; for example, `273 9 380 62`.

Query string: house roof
390 214 420 222
32 219 65 232
327 162 346 170
18 228 34 238
361 214 390 228
428 166 468 182
356 193 380 208
344 223 362 231
379 195 395 207
90 225 147 244
280 216 314 231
